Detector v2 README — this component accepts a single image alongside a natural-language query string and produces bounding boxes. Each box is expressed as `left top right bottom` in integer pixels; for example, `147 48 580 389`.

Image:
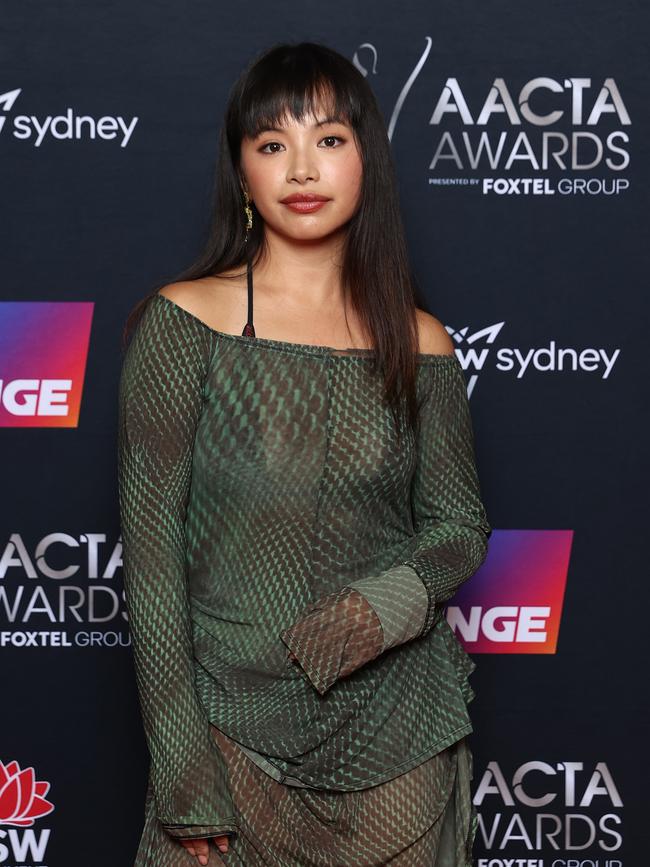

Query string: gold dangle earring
243 189 253 243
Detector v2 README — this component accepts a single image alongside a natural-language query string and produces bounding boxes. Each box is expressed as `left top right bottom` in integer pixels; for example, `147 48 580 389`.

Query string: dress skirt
134 725 478 867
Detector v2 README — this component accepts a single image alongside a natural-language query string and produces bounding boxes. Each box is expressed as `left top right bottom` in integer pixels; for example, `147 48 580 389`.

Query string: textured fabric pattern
117 298 238 841
280 586 386 695
348 564 429 651
134 724 478 866
117 290 491 844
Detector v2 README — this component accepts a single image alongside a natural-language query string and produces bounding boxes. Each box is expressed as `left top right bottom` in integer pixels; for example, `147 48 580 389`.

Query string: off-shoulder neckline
151 292 461 365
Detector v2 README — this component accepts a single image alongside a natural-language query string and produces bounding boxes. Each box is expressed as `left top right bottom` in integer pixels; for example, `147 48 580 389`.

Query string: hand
178 834 229 864
280 586 386 695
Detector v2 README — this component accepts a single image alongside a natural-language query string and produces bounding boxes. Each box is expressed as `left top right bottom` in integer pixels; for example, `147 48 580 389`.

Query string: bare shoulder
158 280 205 310
158 273 246 333
415 308 455 356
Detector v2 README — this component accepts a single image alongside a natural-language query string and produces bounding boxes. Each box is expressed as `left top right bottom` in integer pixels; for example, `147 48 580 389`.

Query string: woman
118 41 491 866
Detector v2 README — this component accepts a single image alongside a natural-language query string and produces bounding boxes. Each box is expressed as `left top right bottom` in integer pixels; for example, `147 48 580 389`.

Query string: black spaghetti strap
241 256 256 337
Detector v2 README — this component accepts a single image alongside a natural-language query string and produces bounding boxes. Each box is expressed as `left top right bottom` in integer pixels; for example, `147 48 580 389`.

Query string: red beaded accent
241 322 256 337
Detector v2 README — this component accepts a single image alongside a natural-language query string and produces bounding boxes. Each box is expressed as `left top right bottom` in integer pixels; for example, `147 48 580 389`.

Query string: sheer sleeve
117 294 238 839
279 355 491 696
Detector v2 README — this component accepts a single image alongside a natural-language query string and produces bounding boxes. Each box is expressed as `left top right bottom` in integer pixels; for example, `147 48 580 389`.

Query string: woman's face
239 103 363 243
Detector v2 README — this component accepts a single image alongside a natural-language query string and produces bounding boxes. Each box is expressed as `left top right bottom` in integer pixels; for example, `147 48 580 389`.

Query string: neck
253 227 348 307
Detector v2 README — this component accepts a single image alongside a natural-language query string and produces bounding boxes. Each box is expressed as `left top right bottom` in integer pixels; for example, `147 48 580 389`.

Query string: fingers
178 834 229 865
214 833 229 854
178 837 211 865
178 837 208 860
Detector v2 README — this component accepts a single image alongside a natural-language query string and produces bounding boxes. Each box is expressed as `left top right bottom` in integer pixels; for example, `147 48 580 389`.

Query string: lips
280 193 331 203
280 194 331 214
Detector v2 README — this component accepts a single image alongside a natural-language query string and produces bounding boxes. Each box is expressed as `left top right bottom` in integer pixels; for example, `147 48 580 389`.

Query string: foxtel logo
447 529 573 654
0 302 94 428
0 89 138 147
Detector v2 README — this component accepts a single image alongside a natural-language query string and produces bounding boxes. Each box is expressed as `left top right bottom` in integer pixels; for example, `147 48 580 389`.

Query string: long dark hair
122 41 427 438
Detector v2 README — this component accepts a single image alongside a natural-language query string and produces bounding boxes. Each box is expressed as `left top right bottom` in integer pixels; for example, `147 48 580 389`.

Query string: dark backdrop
1 1 647 864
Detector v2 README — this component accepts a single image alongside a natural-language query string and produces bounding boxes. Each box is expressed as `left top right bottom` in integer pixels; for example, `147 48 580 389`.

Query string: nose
286 144 319 184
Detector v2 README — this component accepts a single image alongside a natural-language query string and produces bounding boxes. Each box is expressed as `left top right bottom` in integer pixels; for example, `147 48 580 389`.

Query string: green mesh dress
117 266 492 866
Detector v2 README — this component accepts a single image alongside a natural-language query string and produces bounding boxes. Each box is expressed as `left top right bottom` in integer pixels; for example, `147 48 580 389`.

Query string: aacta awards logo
353 39 631 197
0 758 54 865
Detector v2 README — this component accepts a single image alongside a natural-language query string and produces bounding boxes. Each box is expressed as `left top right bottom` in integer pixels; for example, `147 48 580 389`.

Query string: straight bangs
228 46 364 155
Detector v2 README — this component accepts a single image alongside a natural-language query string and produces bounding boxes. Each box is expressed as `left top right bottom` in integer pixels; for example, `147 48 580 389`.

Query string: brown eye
320 136 344 148
259 142 283 154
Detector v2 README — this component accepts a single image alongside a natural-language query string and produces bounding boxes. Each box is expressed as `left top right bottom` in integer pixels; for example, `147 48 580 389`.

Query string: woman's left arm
279 356 491 696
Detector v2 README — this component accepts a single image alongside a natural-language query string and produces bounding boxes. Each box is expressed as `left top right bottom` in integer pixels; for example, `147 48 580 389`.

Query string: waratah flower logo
0 759 54 826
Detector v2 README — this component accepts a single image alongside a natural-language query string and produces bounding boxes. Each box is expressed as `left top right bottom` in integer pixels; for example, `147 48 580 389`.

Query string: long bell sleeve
117 294 238 840
279 354 491 696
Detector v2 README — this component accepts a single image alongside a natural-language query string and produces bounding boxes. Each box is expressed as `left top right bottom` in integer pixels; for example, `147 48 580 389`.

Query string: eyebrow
256 116 346 135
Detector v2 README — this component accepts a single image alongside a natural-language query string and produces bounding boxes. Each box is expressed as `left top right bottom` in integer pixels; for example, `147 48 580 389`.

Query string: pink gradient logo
0 758 54 826
0 301 93 427
446 529 573 653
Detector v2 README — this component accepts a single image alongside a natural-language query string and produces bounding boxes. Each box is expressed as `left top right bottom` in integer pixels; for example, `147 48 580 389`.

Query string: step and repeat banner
2 1 648 865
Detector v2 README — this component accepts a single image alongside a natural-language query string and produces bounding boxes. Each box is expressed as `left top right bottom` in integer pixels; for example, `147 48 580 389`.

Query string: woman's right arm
117 292 238 841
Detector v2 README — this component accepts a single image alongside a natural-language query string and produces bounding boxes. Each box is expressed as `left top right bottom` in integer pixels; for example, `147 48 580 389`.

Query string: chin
282 222 340 239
